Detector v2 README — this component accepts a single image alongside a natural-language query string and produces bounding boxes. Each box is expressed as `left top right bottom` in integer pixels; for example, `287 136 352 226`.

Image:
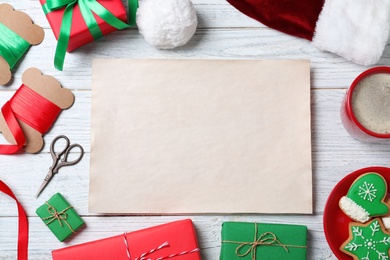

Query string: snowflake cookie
339 172 389 223
341 218 390 260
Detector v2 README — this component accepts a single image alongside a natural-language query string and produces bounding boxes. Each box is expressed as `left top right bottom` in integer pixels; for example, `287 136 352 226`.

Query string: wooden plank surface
1 0 390 259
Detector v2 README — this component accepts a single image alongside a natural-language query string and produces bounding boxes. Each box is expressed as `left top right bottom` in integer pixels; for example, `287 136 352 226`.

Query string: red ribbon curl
0 180 29 260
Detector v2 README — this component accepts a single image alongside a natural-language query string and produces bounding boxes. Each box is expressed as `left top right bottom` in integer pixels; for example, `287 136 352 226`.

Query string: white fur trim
312 0 390 66
339 196 370 223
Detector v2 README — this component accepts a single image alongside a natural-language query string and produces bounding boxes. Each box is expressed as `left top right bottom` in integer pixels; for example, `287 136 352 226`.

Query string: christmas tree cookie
339 172 389 223
340 218 390 260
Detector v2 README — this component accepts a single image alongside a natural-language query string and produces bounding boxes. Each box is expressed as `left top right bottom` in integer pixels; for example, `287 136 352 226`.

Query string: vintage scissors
36 135 84 198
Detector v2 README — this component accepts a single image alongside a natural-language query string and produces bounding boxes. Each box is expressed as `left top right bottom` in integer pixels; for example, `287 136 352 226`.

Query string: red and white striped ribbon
123 232 200 260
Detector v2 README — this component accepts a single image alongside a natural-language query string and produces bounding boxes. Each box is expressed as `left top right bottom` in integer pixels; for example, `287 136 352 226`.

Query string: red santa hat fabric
227 0 390 66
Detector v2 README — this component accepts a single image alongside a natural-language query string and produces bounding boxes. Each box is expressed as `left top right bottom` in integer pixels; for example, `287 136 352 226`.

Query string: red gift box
40 0 127 52
52 219 201 260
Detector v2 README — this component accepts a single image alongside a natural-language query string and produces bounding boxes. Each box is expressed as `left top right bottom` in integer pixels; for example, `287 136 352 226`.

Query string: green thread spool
0 22 30 70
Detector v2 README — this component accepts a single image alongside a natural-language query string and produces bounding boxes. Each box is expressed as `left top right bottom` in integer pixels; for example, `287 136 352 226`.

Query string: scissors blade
35 170 54 198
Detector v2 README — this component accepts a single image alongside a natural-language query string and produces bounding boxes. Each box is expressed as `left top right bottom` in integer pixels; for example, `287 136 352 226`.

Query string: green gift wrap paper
36 193 85 242
220 222 307 260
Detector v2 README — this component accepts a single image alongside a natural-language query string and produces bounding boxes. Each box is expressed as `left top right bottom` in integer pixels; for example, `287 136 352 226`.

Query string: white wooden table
1 0 390 259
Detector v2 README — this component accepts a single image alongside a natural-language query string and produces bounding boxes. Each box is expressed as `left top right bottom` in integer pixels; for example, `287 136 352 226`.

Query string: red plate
323 166 390 259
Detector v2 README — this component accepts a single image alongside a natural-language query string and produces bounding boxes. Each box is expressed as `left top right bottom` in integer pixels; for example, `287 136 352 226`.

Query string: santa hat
226 0 390 66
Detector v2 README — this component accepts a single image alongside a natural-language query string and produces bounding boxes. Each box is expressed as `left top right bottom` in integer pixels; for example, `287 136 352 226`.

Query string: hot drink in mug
341 67 390 142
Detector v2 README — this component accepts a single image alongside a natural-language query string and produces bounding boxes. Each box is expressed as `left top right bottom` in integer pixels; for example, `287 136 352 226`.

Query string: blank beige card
90 59 312 214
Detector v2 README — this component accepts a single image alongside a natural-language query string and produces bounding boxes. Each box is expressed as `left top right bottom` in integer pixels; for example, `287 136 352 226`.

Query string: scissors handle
54 143 84 171
50 135 70 161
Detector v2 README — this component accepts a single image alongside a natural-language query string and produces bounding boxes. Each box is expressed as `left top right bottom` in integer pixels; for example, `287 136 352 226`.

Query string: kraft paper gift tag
90 59 312 214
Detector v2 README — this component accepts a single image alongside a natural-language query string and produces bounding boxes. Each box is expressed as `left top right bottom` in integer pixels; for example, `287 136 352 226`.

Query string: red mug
341 66 390 142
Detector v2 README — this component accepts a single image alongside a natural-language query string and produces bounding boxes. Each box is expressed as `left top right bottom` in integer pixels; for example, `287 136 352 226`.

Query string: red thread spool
0 84 61 154
10 85 61 134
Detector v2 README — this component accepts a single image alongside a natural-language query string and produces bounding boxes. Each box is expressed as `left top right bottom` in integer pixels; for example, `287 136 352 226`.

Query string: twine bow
42 0 129 70
42 202 75 233
223 223 306 260
235 232 287 259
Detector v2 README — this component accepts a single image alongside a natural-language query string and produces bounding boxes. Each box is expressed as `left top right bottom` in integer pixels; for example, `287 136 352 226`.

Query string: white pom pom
136 0 198 49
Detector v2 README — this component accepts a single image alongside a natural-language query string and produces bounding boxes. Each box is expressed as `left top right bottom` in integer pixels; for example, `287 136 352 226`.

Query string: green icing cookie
341 219 390 260
339 172 389 223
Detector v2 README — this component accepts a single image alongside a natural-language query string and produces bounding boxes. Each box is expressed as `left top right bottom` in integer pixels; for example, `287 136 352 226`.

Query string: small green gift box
36 193 85 242
220 222 307 260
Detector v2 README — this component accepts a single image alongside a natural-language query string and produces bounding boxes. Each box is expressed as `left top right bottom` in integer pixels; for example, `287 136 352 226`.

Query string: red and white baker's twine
123 232 200 260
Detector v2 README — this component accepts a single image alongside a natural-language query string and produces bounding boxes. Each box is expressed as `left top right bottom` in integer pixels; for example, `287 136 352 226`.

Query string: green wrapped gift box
220 222 307 260
36 193 85 242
